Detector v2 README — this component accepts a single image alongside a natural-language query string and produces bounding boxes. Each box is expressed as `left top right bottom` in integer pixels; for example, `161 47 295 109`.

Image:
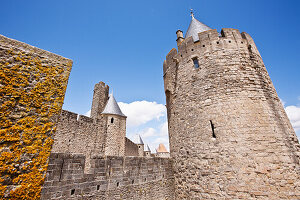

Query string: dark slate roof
185 15 212 42
145 144 151 152
137 135 144 145
102 94 126 117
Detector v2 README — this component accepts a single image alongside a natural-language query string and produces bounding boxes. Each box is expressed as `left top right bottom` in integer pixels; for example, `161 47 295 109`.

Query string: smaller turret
156 143 170 158
102 93 126 156
144 145 151 157
136 135 144 157
176 30 184 46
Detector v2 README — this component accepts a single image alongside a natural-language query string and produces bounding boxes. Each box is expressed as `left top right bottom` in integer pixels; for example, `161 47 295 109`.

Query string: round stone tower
163 13 300 199
102 93 126 156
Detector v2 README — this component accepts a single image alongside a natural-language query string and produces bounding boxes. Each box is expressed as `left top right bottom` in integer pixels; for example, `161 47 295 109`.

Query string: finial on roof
190 8 195 19
185 11 212 42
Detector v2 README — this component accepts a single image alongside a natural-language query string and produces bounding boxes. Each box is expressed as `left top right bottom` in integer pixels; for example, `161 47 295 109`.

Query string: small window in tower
111 117 114 123
192 57 200 69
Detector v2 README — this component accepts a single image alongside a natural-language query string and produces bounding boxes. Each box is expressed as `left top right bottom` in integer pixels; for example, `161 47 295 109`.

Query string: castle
0 12 299 199
51 81 170 173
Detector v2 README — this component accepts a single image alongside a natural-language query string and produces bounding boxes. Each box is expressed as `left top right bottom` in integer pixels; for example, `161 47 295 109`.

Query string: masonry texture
164 28 300 199
0 35 72 199
2 14 299 200
41 153 174 199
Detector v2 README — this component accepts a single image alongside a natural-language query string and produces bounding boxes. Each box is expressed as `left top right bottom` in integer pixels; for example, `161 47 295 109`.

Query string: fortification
0 34 72 199
163 14 300 199
41 153 174 199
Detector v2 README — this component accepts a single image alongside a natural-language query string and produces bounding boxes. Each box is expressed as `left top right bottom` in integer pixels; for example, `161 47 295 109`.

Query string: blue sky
1 0 299 151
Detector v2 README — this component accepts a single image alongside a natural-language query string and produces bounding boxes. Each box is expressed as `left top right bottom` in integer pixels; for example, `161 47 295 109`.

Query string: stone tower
163 13 300 199
136 135 145 157
91 81 109 119
102 93 127 156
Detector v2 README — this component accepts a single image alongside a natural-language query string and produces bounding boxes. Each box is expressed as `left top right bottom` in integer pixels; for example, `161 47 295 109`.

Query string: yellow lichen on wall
0 38 72 199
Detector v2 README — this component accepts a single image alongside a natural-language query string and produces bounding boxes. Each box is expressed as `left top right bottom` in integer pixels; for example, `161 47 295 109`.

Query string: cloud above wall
285 105 300 132
118 101 166 127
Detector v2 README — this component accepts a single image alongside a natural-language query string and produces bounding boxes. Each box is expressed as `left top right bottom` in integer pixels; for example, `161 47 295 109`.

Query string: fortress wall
125 137 139 156
0 35 72 199
41 153 175 199
164 29 300 199
52 110 107 172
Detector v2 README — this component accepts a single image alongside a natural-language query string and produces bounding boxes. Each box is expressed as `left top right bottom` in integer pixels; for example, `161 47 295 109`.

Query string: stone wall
41 153 174 199
52 110 107 173
0 35 72 199
125 137 139 157
164 28 300 199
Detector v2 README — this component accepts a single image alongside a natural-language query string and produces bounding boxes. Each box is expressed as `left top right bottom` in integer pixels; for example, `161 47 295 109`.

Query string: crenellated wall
52 110 107 173
164 28 300 199
41 153 175 199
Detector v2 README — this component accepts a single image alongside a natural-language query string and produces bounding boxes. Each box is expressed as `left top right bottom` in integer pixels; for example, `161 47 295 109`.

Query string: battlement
41 153 175 199
52 109 107 172
164 28 261 75
59 109 95 124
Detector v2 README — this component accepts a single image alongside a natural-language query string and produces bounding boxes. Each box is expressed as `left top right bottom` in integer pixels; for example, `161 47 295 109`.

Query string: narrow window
210 120 216 138
97 185 100 190
132 180 134 184
192 57 199 69
117 182 119 187
71 189 75 195
111 117 114 123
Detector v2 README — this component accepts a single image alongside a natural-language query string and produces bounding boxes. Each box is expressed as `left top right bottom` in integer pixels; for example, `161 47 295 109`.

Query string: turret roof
101 94 126 117
145 144 151 152
157 143 168 153
185 12 212 42
137 135 144 145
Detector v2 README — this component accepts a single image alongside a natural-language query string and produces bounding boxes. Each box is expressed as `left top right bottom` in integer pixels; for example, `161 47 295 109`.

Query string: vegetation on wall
0 43 72 199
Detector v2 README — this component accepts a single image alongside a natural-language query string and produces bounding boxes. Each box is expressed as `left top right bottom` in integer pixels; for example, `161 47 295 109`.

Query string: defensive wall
164 28 300 199
51 110 107 173
0 34 72 199
41 153 174 199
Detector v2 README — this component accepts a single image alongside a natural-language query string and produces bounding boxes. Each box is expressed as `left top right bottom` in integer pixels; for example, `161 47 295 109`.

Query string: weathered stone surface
41 153 174 199
164 28 300 199
0 34 72 199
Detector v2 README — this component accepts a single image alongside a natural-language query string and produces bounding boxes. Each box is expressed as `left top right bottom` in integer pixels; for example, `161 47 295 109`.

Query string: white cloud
159 121 168 136
119 101 166 127
285 105 300 131
138 127 157 138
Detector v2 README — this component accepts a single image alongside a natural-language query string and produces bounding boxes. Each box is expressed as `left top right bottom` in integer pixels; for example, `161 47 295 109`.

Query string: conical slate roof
145 144 151 152
185 13 212 42
101 94 126 117
137 135 144 145
157 143 168 153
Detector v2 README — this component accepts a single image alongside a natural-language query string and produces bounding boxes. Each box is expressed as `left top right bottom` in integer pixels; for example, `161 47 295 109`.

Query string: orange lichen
0 47 72 199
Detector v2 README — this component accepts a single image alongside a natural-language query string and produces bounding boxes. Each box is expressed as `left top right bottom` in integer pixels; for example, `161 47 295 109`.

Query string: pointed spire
145 144 151 152
185 10 212 42
137 135 144 145
101 93 126 117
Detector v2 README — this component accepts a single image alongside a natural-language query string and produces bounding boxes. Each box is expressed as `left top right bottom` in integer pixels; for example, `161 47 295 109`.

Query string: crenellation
164 16 300 199
2 10 297 200
41 153 174 199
